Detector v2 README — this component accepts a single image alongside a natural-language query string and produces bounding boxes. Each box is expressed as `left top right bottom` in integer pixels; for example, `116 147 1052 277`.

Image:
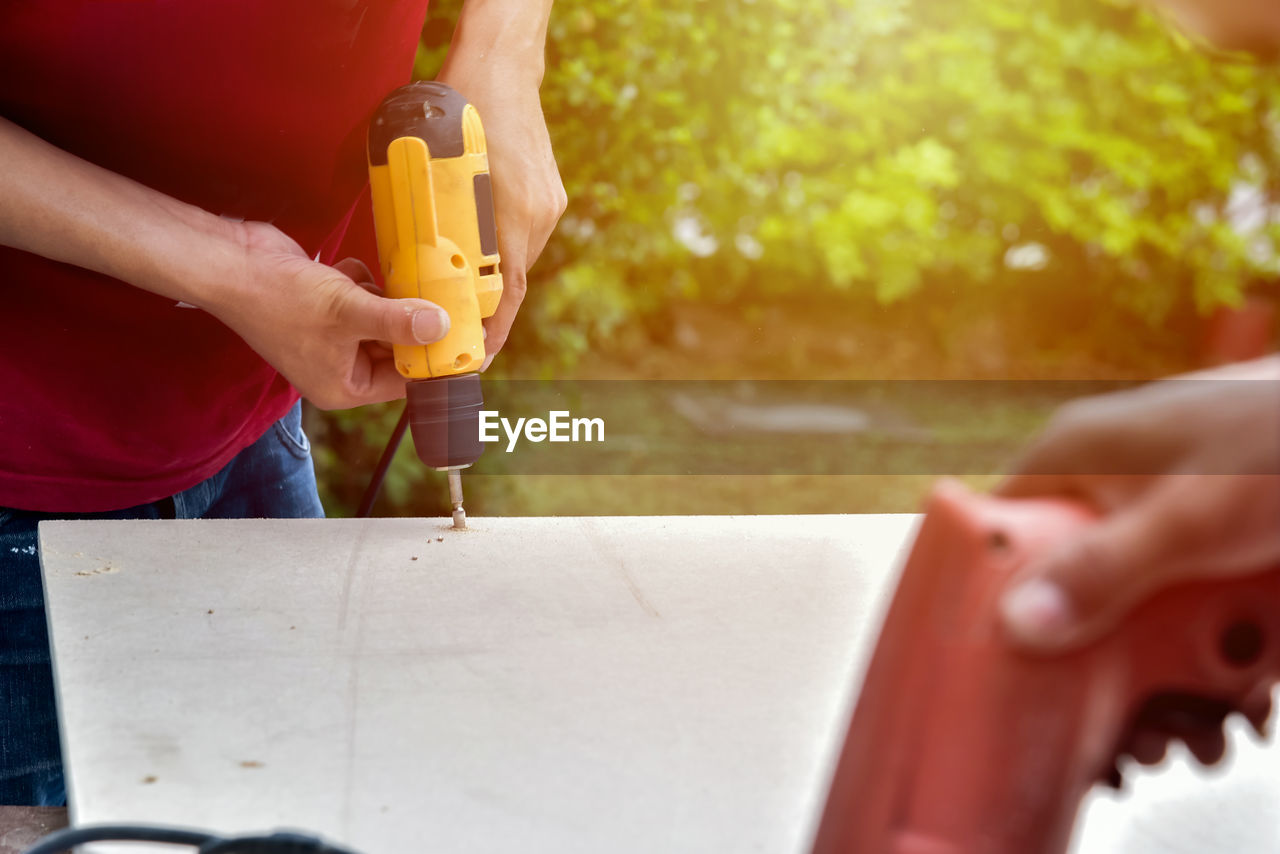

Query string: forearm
441 0 554 86
0 115 243 311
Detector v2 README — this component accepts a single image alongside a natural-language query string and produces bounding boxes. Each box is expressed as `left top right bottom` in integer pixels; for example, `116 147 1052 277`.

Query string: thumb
335 287 451 346
999 486 1185 652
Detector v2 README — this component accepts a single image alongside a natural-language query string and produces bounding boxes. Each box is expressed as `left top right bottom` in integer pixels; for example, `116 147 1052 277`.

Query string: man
0 0 565 805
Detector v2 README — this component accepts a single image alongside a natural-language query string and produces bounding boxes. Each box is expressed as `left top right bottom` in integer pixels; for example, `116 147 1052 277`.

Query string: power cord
355 403 409 518
23 824 365 854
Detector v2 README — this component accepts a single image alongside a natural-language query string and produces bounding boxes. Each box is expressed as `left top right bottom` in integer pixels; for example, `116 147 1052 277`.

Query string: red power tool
812 479 1280 854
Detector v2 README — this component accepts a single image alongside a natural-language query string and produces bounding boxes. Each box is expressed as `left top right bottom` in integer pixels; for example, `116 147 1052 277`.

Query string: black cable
24 824 364 854
23 825 212 853
24 825 210 853
355 403 409 518
198 831 362 853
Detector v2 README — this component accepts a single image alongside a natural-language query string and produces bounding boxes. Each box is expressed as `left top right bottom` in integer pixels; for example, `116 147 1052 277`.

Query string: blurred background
306 0 1280 518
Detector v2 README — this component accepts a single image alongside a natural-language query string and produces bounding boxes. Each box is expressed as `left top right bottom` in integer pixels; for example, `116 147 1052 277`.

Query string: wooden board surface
38 515 1280 854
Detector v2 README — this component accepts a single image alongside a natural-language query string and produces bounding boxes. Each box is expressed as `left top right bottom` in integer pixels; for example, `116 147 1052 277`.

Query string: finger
524 181 567 268
333 257 375 286
527 226 553 270
995 472 1076 499
1000 401 1111 484
334 285 450 347
341 347 411 408
996 473 1148 517
996 397 1150 500
483 225 530 358
999 481 1194 652
363 359 411 405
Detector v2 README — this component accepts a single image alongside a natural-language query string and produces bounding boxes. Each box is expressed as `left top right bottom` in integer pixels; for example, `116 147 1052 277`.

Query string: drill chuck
406 372 485 470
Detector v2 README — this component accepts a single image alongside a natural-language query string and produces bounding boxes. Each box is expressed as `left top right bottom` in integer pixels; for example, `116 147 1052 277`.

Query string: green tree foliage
421 0 1279 357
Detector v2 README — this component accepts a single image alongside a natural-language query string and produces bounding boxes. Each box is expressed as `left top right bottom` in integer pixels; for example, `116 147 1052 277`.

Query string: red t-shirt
0 1 429 512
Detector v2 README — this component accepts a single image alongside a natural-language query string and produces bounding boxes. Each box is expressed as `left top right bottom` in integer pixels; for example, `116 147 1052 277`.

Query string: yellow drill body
367 84 501 381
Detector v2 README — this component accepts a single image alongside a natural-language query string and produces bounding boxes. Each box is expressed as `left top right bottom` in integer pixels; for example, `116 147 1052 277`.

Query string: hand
437 2 567 367
996 355 1280 651
210 221 451 410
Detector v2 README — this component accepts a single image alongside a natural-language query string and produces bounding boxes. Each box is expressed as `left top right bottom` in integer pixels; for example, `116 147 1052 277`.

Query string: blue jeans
0 401 323 805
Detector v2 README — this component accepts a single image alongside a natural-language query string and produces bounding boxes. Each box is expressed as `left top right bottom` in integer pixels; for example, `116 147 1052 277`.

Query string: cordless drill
813 480 1280 854
366 81 501 526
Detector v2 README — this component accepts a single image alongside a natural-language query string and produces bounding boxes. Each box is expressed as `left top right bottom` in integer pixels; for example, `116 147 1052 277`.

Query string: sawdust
239 760 263 769
141 775 157 784
74 564 118 577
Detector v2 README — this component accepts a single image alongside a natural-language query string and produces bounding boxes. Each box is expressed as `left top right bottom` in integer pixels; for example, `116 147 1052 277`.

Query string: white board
38 516 1280 854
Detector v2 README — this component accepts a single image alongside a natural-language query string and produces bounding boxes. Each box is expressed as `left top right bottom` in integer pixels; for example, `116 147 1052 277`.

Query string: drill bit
447 469 467 530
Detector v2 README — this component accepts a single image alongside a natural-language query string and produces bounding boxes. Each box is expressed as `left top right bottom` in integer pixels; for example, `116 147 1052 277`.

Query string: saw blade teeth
1112 691 1239 772
1183 727 1228 766
1128 730 1170 766
1100 764 1123 790
1243 695 1273 738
